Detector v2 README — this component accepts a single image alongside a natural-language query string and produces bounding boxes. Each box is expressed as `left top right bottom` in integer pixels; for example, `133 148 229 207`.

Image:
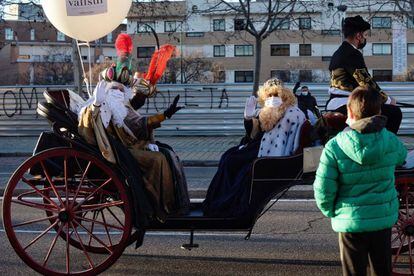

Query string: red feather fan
145 44 176 85
115 33 133 55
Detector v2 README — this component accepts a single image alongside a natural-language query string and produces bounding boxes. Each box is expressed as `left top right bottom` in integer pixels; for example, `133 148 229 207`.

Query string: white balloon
41 0 132 42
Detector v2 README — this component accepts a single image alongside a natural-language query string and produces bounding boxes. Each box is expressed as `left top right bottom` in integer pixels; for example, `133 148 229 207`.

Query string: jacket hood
336 115 387 165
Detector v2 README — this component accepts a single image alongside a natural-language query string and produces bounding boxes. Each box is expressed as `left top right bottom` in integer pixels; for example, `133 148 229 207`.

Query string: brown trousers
128 145 175 220
338 228 391 276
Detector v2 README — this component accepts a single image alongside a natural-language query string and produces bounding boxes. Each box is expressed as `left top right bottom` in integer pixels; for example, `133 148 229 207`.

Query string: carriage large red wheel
392 176 414 275
2 148 133 275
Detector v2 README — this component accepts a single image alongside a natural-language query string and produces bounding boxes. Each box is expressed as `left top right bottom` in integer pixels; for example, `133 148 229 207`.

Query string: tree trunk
253 37 262 96
71 39 83 94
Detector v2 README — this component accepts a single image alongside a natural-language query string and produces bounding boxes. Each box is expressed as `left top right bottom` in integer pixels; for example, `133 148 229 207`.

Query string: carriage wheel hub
58 210 71 223
404 225 414 236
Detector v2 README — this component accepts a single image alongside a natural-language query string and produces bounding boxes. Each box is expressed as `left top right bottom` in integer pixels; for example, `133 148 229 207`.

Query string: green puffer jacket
313 115 407 232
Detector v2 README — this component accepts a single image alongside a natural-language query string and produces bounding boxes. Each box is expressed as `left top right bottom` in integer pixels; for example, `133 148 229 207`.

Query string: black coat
329 41 382 92
296 93 319 118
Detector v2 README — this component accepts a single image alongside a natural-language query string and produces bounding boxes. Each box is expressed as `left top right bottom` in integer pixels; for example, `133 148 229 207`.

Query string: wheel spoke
88 211 98 247
70 222 95 269
64 157 69 208
66 222 70 274
409 235 413 274
21 177 59 208
393 234 407 269
75 201 124 214
76 222 113 254
13 214 58 228
43 222 64 267
100 210 113 247
74 178 113 210
40 161 65 206
75 214 124 231
70 161 92 209
23 220 59 251
106 207 124 228
11 199 58 213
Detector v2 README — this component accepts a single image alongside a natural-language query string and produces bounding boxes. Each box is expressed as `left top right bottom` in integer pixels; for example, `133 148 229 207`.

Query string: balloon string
76 40 92 98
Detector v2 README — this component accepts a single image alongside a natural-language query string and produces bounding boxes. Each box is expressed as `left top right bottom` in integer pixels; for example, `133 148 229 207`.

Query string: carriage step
181 230 199 250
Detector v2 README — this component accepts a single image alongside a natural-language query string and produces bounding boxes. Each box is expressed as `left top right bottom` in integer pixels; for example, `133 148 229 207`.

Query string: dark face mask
357 38 367 50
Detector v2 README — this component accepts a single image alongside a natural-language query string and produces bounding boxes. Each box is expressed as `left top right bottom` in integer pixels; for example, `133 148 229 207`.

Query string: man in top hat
326 15 402 134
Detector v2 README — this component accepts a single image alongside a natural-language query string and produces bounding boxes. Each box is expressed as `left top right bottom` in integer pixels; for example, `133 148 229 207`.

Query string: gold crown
264 78 284 87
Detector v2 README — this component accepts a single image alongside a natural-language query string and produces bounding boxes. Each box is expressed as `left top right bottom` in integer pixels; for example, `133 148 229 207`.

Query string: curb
0 188 315 199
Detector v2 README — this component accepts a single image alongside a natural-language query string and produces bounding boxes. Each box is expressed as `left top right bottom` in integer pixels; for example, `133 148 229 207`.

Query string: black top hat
342 15 371 38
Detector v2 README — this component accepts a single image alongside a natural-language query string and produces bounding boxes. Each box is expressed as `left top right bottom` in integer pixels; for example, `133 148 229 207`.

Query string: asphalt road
0 200 342 276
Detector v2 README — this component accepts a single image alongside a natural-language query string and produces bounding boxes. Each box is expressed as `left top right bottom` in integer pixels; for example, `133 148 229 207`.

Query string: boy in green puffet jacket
313 86 407 276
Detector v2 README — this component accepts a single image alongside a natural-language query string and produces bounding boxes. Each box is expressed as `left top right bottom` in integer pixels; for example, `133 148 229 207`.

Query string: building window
57 31 65 41
137 46 155 58
408 18 414 29
299 44 312 56
271 70 291 83
186 32 204 37
272 18 290 30
321 29 340 36
30 29 35 41
214 71 226 83
5 28 13 40
234 19 246 31
234 45 253 56
165 21 180 32
408 43 414 55
372 70 392 82
299 70 312 82
235 71 253 83
299 18 311 30
372 17 392 29
271 44 290 56
213 45 225 57
322 56 332 62
372 43 392 55
213 19 225 31
137 22 155 33
107 32 113 43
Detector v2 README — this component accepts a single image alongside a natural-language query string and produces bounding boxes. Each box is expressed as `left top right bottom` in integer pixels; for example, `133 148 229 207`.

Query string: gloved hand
147 144 159 152
92 80 107 106
244 96 257 119
164 95 183 119
293 81 301 94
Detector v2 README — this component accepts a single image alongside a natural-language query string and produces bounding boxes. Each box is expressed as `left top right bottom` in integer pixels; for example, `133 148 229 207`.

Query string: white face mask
301 91 309 96
265 96 283 107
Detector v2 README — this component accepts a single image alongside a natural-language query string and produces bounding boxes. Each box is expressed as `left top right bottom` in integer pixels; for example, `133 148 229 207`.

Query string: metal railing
0 82 413 136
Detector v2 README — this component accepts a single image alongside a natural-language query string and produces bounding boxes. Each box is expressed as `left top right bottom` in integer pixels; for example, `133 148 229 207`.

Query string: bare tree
199 0 303 95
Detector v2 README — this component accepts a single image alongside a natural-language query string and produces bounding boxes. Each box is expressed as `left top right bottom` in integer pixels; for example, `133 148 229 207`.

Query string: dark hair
301 86 309 90
342 15 371 38
347 86 381 120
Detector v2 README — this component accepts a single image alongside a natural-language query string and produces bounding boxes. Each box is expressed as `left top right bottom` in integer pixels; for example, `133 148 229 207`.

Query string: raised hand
164 95 184 119
244 96 257 119
92 80 107 106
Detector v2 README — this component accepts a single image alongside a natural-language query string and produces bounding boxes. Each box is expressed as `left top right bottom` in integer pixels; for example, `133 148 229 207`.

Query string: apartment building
0 4 125 85
1 1 413 85
127 0 414 83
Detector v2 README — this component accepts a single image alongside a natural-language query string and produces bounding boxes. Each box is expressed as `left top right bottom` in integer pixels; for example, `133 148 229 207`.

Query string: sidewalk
0 136 242 165
1 135 414 165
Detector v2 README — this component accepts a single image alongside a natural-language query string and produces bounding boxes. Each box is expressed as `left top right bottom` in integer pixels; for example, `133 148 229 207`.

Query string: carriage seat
37 89 80 134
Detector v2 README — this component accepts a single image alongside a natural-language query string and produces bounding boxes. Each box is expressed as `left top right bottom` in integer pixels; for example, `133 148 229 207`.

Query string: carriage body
2 89 414 275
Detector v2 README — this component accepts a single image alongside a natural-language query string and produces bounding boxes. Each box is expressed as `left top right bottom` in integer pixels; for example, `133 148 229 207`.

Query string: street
0 200 341 275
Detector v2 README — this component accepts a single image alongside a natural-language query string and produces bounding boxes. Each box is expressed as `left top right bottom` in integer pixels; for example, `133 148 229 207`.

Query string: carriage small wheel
392 176 414 275
2 148 132 275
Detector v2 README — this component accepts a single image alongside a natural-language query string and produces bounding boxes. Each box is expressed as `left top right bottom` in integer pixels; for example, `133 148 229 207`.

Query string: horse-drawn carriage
2 89 414 275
